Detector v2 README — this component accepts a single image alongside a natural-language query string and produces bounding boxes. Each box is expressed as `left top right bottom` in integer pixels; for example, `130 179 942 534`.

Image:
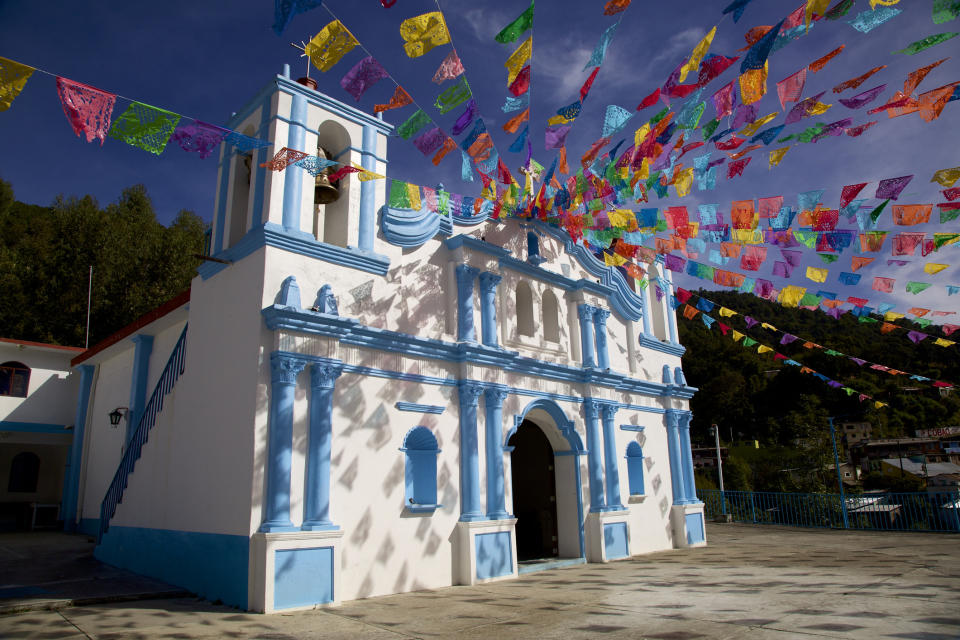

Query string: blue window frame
401 426 441 513
626 442 645 496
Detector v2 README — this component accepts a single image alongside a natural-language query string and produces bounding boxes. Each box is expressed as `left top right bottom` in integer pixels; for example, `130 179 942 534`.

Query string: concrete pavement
2 524 959 639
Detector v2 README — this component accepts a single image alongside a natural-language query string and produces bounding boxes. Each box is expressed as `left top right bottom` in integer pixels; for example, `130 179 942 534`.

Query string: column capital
270 352 307 385
483 385 509 407
310 362 344 389
599 403 619 422
455 263 481 284
478 271 502 291
664 409 681 429
592 307 611 325
577 303 596 322
583 398 600 420
458 380 485 407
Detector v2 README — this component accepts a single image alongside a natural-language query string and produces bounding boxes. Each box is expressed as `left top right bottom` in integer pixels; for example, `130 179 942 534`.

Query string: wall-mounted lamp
109 407 129 427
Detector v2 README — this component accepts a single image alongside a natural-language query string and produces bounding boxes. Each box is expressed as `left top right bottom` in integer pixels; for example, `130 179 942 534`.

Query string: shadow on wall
3 372 77 423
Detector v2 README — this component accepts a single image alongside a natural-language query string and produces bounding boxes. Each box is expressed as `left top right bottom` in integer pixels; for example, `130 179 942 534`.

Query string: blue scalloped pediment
380 205 453 248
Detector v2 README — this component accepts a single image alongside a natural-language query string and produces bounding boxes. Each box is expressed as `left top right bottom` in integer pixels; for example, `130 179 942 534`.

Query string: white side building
62 66 706 613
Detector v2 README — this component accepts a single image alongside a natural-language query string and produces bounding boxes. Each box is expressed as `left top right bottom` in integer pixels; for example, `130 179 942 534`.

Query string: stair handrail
98 324 188 541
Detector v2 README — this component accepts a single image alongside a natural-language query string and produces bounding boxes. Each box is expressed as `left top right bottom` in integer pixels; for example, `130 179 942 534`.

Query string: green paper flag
825 0 855 19
649 107 669 126
108 101 181 155
742 337 758 348
389 179 411 208
892 32 958 55
933 0 960 24
495 1 534 44
941 208 960 224
397 109 431 139
906 281 932 294
858 316 878 324
915 317 932 328
869 199 890 224
818 253 839 264
702 117 720 140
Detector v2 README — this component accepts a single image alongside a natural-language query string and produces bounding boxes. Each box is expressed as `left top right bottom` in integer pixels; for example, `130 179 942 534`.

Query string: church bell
314 147 340 205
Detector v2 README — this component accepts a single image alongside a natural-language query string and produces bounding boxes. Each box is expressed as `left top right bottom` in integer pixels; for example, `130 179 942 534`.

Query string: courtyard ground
1 523 958 639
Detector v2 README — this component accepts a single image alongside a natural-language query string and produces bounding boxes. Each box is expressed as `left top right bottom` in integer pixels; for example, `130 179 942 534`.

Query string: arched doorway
508 420 559 561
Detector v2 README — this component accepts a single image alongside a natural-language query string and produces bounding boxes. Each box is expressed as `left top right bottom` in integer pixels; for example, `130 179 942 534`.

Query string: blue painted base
300 522 340 532
259 521 298 533
274 547 334 610
95 525 249 609
459 513 488 522
685 512 706 545
78 518 100 537
603 522 629 560
475 532 512 580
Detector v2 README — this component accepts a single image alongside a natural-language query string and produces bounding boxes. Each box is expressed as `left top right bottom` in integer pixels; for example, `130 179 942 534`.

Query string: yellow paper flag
505 37 532 85
406 183 422 210
769 147 789 168
757 345 773 354
0 57 34 112
678 26 717 83
718 307 736 317
399 12 450 58
739 111 779 137
732 331 745 342
870 0 900 8
935 338 955 347
352 162 385 181
805 0 830 29
931 166 960 188
806 266 828 283
306 21 359 72
924 263 949 275
884 311 905 321
674 167 694 197
739 61 767 105
761 322 777 331
779 285 807 308
604 251 627 266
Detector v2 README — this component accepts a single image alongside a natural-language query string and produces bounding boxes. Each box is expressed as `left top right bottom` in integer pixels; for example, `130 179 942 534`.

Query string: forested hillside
679 289 960 449
0 179 206 347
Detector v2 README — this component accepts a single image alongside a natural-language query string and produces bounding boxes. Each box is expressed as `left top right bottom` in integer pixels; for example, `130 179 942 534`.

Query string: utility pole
710 424 726 516
85 266 93 349
828 417 849 529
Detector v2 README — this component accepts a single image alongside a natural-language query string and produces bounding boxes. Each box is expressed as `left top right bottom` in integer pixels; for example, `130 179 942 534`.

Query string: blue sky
0 0 957 318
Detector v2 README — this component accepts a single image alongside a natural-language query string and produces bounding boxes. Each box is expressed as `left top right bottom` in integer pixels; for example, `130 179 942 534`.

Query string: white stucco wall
0 343 80 426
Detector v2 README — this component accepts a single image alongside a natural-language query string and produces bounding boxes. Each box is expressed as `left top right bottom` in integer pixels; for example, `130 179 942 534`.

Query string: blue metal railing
698 489 960 533
98 325 188 541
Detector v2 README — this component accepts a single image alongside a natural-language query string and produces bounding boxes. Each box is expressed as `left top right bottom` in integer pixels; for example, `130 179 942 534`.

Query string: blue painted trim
395 402 445 414
599 405 624 510
637 333 687 357
261 353 306 532
212 146 231 255
484 386 510 519
583 400 606 513
478 272 502 348
358 125 377 252
262 309 678 397
445 234 512 258
380 204 452 248
303 363 342 531
458 381 484 521
620 424 646 431
281 93 308 233
578 305 597 368
249 94 272 231
274 547 334 609
0 421 71 433
685 512 705 545
127 334 154 444
199 223 390 280
226 76 393 136
475 531 513 580
405 504 442 514
62 365 94 532
96 525 248 609
452 208 490 226
512 397 584 453
603 522 629 560
455 264 480 342
664 409 688 506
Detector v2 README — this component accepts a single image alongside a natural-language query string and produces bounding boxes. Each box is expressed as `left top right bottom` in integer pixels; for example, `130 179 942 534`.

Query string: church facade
62 66 705 613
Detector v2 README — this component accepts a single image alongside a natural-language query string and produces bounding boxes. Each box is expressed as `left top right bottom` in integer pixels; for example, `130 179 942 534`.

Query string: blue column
484 387 510 519
593 308 611 370
127 334 154 443
302 362 343 530
678 411 699 504
600 404 623 510
583 399 606 512
458 381 485 521
662 268 679 344
62 364 94 532
358 124 377 252
281 93 308 233
664 410 688 505
455 265 480 342
641 281 653 337
577 304 596 368
260 353 306 532
478 272 501 348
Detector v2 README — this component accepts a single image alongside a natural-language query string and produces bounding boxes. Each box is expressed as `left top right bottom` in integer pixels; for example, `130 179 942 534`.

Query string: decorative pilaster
302 362 344 530
456 265 481 342
458 381 485 521
593 308 611 370
484 386 510 519
128 334 154 443
62 364 95 532
358 124 377 251
677 411 699 504
664 409 688 506
478 272 502 348
662 267 679 344
281 93 308 233
260 353 307 532
640 279 654 337
599 403 624 510
577 304 597 368
583 399 606 512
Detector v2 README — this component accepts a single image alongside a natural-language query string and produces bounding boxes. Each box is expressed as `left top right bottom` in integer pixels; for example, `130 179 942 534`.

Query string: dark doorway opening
508 419 559 562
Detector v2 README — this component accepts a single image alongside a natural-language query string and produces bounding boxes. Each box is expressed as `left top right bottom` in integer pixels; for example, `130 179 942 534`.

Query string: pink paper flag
777 68 807 109
55 77 116 145
432 50 464 84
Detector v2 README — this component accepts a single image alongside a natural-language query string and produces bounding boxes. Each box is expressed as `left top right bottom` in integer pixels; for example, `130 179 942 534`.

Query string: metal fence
697 489 960 533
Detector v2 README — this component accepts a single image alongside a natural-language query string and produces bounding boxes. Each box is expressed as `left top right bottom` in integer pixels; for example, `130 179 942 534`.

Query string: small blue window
527 231 545 265
626 442 645 496
401 426 441 513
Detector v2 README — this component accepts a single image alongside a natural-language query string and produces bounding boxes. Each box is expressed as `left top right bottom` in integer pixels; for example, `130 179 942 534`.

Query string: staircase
98 325 188 541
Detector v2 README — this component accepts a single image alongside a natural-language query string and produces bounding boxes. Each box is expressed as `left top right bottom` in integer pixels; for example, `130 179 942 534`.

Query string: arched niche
315 120 353 248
